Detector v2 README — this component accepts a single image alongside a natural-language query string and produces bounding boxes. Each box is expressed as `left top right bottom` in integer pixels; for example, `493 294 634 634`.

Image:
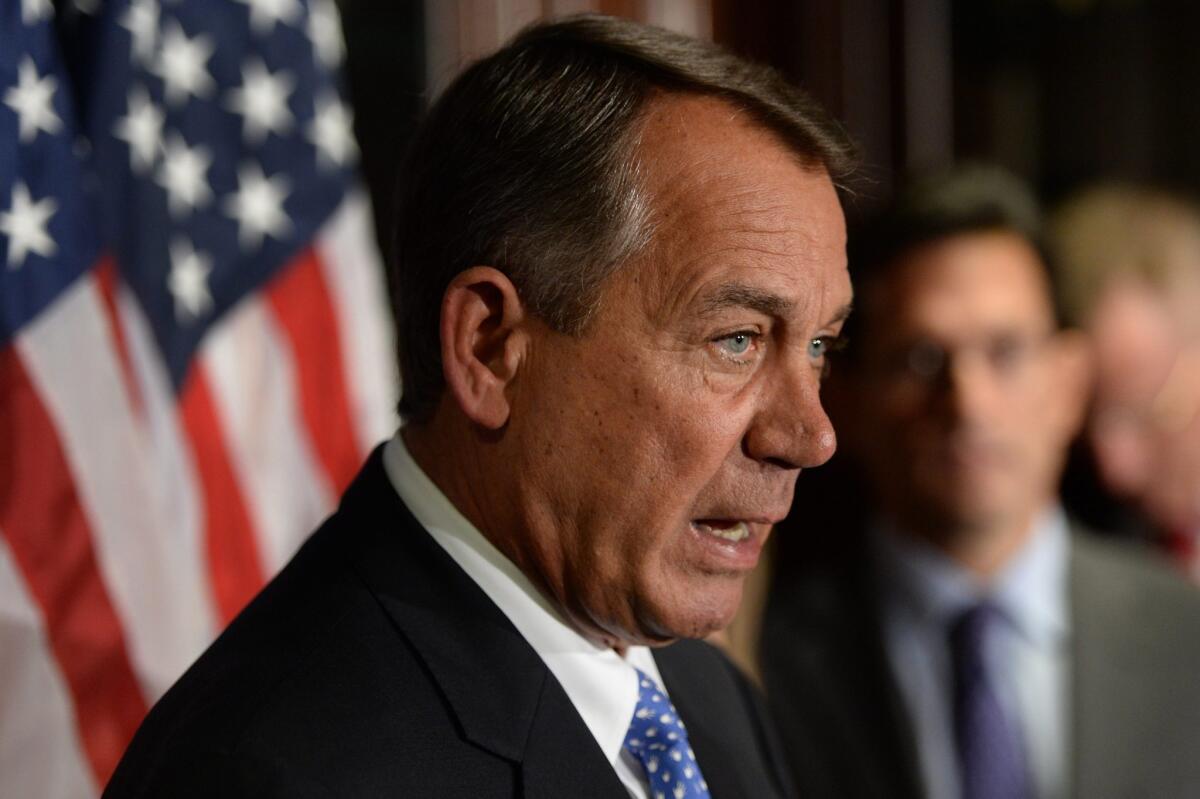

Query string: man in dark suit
762 166 1200 799
105 14 857 798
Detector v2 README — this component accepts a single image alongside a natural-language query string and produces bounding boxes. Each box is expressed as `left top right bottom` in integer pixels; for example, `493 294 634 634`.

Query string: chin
639 576 745 642
916 479 1005 523
929 501 1010 535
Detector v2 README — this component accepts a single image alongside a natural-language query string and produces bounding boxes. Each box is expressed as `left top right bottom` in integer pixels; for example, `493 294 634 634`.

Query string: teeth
696 521 749 542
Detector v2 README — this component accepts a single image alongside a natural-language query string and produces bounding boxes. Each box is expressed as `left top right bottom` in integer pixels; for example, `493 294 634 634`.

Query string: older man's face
1088 277 1200 530
505 96 850 645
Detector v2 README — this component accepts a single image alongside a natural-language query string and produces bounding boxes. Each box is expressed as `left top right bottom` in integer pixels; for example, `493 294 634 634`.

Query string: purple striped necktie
950 603 1032 799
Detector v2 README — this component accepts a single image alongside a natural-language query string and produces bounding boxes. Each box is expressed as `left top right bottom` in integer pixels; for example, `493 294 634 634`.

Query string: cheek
1091 425 1152 493
533 335 764 514
602 353 751 455
1018 376 1079 455
858 383 922 431
862 402 929 462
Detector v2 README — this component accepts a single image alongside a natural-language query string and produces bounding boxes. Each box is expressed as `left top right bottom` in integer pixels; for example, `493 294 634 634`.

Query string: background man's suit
104 450 794 798
760 526 1200 799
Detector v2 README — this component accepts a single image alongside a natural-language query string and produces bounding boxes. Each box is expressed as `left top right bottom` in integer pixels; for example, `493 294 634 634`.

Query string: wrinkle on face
625 102 845 332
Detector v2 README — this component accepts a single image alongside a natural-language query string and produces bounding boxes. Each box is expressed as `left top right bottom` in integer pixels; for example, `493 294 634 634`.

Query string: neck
892 506 1043 580
402 417 511 559
402 416 598 644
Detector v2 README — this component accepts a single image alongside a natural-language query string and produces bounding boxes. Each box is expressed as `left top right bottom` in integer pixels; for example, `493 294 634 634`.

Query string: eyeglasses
871 331 1057 390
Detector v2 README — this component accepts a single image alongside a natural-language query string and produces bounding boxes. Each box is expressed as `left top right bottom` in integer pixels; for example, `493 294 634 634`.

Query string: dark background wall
337 0 425 269
336 0 1200 252
714 0 1200 208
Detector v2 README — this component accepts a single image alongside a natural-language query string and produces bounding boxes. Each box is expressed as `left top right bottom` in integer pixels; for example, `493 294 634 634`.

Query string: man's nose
940 353 998 422
743 358 837 470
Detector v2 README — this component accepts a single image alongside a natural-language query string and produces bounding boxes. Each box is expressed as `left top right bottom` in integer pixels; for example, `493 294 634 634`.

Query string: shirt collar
381 434 662 767
872 507 1070 647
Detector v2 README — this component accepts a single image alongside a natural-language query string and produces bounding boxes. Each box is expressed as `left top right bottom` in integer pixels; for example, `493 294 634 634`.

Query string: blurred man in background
1050 186 1200 579
762 166 1200 799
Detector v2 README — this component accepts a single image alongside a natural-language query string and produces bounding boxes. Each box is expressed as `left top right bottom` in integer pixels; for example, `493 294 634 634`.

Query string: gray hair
1048 183 1200 326
393 14 856 422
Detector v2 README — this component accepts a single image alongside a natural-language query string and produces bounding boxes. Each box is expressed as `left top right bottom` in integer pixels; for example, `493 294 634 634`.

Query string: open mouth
691 519 750 543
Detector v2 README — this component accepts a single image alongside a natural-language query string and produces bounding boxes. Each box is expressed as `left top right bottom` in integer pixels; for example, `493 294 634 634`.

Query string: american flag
0 0 397 794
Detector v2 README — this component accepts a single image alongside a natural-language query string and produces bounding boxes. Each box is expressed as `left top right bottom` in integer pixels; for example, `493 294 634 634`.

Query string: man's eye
808 335 844 361
986 334 1037 373
810 335 847 378
714 331 758 358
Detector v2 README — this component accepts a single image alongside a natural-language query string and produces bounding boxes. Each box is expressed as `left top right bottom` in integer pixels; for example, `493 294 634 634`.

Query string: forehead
622 94 849 320
864 231 1055 342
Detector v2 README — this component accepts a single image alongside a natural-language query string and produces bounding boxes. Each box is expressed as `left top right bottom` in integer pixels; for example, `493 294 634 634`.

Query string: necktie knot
623 668 710 799
950 602 1003 669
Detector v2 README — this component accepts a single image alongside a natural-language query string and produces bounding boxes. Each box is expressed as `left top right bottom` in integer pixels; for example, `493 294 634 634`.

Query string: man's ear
440 266 527 430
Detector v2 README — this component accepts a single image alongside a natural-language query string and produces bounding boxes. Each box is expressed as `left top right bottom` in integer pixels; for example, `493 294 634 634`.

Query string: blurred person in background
761 165 1200 799
1050 186 1200 578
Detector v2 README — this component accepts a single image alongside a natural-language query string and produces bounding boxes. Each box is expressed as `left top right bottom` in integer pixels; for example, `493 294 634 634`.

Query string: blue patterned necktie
623 668 711 799
950 603 1032 799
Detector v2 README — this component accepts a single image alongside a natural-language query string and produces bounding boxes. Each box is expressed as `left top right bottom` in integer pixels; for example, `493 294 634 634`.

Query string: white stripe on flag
201 294 337 574
18 274 215 699
315 192 400 447
117 279 220 689
0 532 98 799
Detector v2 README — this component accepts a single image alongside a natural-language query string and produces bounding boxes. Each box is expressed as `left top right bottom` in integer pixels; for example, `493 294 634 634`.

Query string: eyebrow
698 285 855 330
828 303 853 327
699 283 795 318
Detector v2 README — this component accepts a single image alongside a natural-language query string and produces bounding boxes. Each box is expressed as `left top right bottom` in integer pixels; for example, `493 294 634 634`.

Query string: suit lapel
339 451 627 797
1069 534 1143 799
809 611 924 799
663 700 745 798
520 680 630 799
380 595 628 799
654 640 788 799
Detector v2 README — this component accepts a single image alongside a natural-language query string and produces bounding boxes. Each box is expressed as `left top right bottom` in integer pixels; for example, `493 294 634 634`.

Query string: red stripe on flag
0 345 148 786
178 364 265 624
93 257 143 419
266 248 363 494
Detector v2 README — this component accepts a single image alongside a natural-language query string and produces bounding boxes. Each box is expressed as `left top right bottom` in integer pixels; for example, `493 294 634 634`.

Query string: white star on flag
167 237 214 321
113 85 165 173
0 181 58 270
307 0 345 68
234 0 301 35
4 56 63 144
223 161 292 251
225 59 294 144
155 20 216 106
21 0 54 25
307 93 357 170
157 133 214 217
119 0 160 66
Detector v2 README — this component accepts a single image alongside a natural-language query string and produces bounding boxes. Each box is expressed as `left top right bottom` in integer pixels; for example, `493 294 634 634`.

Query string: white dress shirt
873 508 1071 799
383 435 665 799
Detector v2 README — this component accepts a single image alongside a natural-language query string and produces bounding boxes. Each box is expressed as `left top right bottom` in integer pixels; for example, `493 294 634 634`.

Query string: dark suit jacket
105 449 794 798
760 526 1200 799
